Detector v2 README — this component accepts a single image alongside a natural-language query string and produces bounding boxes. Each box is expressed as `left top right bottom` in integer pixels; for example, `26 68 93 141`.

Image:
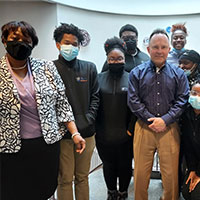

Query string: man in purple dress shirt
128 29 189 200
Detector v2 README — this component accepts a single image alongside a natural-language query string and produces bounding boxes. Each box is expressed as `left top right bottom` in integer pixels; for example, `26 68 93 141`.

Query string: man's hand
186 171 200 192
148 117 166 133
72 135 86 154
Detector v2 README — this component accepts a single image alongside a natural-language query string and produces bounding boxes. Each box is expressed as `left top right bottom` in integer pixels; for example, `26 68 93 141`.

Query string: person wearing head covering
179 50 200 88
167 23 188 66
96 37 136 200
178 50 200 195
101 24 149 73
0 21 85 200
179 82 200 200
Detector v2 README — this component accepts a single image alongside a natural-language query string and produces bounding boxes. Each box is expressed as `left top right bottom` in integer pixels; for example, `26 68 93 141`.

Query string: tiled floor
50 163 185 199
89 166 185 200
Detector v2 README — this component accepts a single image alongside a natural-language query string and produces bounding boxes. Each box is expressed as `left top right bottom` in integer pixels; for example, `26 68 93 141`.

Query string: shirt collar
150 60 167 72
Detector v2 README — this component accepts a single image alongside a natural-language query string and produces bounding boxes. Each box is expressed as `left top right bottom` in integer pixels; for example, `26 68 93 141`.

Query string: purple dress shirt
128 60 189 125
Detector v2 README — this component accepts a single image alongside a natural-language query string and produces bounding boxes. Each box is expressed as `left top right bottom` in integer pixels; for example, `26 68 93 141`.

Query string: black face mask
6 41 33 60
108 63 125 74
125 39 137 54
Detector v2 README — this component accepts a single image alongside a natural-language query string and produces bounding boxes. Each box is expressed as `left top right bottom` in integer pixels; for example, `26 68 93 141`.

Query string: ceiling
45 0 200 16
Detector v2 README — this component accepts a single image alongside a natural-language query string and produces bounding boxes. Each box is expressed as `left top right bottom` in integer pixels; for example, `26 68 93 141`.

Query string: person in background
167 23 188 66
96 36 135 200
179 50 200 88
53 23 99 200
101 24 149 72
128 29 189 200
178 50 200 196
179 82 200 200
0 21 85 200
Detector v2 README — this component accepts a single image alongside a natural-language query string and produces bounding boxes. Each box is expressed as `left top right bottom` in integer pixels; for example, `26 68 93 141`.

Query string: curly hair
53 23 84 44
104 36 127 55
171 23 188 36
1 21 38 47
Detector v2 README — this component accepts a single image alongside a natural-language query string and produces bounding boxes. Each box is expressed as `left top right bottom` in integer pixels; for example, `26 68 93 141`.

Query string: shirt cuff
161 113 174 126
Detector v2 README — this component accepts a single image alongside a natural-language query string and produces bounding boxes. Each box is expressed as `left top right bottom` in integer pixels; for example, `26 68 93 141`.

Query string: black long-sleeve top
96 69 136 145
180 105 200 176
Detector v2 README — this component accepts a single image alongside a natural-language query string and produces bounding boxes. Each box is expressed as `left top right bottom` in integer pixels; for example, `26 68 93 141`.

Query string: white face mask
60 44 79 61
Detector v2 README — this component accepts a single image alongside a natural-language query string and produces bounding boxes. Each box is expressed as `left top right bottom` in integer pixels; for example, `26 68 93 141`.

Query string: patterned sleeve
44 60 75 123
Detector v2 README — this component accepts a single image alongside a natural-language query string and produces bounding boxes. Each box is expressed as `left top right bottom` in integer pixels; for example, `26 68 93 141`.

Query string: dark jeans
96 139 133 192
182 171 200 200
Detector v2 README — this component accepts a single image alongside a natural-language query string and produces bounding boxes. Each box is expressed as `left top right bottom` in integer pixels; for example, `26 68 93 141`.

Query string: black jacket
54 56 99 139
96 69 136 145
101 48 149 73
180 105 200 176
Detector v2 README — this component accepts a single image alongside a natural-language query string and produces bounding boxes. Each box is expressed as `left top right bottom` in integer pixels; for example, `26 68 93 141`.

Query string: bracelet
71 132 80 139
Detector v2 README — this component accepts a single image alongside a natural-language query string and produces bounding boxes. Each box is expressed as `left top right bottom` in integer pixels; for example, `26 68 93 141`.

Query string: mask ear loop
190 63 198 74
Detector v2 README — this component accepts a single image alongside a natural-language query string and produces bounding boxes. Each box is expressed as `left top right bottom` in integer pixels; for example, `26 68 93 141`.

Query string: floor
89 166 185 200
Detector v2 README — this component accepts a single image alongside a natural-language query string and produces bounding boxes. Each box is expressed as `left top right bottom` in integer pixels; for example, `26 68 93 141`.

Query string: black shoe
107 190 118 200
117 191 128 200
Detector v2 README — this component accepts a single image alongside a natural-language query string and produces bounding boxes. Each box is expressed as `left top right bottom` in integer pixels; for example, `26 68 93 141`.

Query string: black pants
0 137 60 200
182 171 200 200
96 139 133 192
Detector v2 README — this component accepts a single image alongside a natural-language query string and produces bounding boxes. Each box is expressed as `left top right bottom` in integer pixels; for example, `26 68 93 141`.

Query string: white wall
0 1 58 61
57 4 200 71
1 1 200 72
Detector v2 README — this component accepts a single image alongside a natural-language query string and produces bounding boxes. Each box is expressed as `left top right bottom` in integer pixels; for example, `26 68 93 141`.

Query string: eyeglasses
190 90 200 96
107 57 124 62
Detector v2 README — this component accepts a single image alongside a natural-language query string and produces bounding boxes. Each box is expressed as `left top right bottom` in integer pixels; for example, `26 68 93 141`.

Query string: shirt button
157 103 160 106
157 92 160 95
157 82 160 84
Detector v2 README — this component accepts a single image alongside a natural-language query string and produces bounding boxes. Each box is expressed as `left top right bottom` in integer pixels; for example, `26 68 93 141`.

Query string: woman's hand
186 171 200 192
64 121 86 154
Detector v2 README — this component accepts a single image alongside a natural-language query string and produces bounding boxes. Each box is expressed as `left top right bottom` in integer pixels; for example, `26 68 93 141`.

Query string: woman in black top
180 82 200 200
96 37 136 200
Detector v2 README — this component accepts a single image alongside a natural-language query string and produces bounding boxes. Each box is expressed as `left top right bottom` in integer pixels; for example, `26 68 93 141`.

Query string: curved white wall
0 1 200 72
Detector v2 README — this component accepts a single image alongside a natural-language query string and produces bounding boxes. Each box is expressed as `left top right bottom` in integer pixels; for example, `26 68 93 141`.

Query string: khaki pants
57 136 95 200
134 120 180 200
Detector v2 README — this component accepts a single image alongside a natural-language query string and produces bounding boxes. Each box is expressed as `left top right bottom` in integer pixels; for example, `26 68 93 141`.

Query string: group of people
0 20 200 200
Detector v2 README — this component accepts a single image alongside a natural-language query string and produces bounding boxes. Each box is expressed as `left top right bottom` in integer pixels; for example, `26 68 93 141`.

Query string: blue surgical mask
184 64 196 77
60 44 79 61
188 95 200 110
173 48 185 54
184 70 191 77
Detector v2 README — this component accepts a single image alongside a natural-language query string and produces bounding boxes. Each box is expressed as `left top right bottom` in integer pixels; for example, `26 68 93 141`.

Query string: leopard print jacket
0 56 74 153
